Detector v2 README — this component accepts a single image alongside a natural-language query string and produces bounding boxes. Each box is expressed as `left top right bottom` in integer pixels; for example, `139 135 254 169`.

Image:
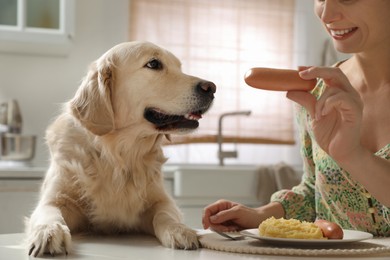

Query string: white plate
240 229 373 246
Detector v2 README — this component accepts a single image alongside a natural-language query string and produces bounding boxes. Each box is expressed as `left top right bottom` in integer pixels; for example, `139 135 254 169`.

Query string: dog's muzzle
144 81 216 132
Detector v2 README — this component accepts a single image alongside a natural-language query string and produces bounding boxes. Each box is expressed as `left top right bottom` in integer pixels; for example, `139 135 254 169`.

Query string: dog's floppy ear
70 59 115 136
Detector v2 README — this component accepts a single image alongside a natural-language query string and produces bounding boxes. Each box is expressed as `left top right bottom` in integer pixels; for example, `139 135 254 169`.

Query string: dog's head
70 41 216 136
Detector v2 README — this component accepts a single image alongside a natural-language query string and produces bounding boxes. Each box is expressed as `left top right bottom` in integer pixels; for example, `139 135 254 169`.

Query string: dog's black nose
196 81 216 98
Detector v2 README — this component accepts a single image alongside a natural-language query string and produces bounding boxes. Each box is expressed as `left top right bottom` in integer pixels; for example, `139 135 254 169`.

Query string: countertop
1 231 389 260
0 164 178 179
0 162 46 179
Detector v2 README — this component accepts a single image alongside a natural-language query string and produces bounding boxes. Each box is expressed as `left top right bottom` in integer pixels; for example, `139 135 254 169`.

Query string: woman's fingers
286 91 317 119
297 65 311 72
299 66 354 93
314 87 339 120
208 210 240 232
202 200 237 229
318 90 362 122
295 66 362 121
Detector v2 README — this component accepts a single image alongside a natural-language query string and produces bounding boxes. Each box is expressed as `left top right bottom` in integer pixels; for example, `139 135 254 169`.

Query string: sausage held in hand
244 68 317 91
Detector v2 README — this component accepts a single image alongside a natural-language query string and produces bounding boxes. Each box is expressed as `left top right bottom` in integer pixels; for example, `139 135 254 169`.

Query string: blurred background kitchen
0 0 349 233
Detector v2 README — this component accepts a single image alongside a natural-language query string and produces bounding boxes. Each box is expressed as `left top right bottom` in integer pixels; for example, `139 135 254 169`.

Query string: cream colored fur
25 41 215 256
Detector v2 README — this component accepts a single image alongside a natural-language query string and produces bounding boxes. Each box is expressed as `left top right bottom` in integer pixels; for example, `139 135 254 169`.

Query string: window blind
129 0 296 145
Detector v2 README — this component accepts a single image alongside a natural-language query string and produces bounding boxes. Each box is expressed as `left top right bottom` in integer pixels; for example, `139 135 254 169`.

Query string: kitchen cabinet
0 0 75 56
0 180 42 233
0 167 45 233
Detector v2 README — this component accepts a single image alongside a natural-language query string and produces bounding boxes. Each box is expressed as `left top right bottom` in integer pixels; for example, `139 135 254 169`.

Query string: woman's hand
202 200 284 232
202 200 263 232
287 66 364 162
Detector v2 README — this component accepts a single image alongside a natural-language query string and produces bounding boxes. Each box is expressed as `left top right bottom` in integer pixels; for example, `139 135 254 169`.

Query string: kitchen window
0 0 74 56
129 0 296 146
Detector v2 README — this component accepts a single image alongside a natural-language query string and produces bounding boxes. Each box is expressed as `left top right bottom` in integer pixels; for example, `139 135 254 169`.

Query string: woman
202 0 390 236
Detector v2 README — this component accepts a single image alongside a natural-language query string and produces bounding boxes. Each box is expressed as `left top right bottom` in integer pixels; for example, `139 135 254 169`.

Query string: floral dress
270 79 390 237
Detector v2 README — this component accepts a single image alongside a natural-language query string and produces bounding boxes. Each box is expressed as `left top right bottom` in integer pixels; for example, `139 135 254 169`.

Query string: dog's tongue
185 112 202 121
193 112 202 119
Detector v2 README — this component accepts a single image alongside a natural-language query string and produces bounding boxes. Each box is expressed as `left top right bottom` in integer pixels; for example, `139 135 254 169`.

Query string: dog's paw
26 222 71 257
159 223 199 250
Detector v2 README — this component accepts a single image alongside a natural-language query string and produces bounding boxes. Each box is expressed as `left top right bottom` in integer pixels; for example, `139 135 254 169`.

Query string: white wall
0 0 345 168
0 0 129 166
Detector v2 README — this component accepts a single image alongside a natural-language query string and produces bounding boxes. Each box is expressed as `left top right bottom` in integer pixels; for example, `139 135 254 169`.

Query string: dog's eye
145 59 163 70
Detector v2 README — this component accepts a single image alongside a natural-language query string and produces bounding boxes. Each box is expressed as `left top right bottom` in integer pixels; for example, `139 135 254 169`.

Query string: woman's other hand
202 200 261 231
202 200 284 232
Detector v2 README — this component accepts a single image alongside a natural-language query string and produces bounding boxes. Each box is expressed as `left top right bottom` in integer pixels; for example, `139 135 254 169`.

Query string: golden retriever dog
25 41 216 257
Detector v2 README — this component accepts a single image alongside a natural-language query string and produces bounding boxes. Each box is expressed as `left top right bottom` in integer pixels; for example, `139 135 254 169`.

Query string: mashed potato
259 217 325 239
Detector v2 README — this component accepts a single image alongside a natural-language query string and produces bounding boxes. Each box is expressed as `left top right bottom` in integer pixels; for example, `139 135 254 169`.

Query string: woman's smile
328 27 358 40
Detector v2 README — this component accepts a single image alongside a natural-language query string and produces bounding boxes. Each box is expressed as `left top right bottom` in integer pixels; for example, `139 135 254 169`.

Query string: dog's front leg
151 202 199 250
25 204 72 257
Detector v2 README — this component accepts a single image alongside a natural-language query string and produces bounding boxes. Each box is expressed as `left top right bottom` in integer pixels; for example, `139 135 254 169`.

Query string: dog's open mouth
144 108 204 131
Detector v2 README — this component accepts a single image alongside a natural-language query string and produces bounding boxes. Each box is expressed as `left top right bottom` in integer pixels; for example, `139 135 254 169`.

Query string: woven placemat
199 232 390 256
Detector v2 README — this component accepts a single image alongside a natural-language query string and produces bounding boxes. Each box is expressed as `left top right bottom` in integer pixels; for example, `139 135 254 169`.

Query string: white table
1 232 389 260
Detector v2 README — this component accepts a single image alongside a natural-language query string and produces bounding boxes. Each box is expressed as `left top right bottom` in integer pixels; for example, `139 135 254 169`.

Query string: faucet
217 110 251 166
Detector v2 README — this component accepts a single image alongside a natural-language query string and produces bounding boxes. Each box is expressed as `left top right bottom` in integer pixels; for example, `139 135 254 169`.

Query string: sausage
314 219 344 239
244 67 317 91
